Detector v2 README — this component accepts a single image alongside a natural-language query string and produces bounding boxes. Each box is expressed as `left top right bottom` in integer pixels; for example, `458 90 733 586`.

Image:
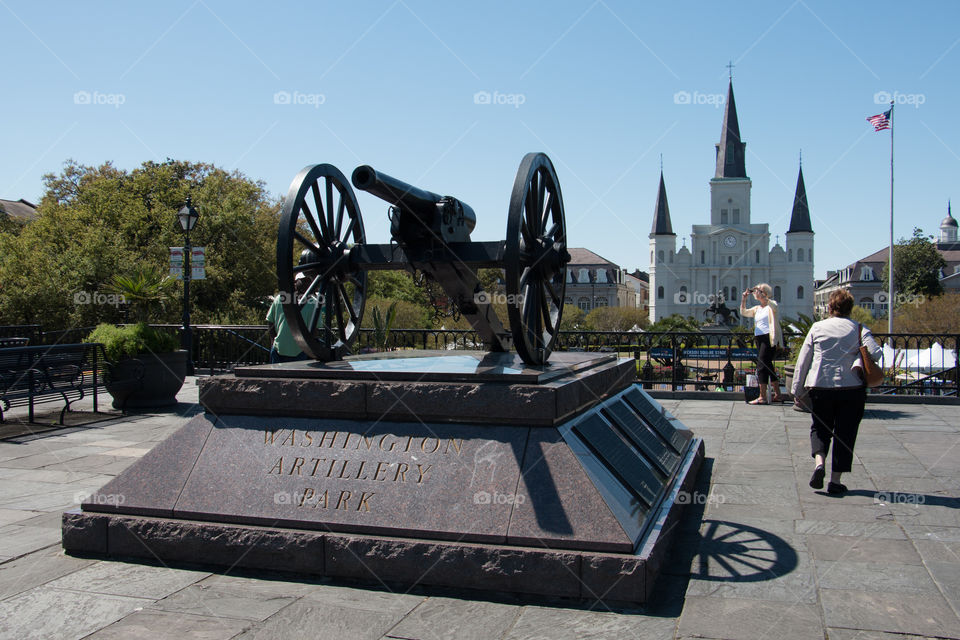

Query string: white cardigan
792 317 882 392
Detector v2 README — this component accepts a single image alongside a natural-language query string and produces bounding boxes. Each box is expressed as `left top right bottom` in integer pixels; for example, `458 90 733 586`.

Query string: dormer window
861 266 874 281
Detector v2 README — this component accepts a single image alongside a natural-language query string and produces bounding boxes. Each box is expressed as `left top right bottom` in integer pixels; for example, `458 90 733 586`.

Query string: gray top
792 317 882 392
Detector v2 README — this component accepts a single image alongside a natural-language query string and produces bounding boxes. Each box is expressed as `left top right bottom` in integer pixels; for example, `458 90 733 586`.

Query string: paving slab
0 543 94 600
46 560 209 600
676 595 823 640
232 599 400 640
149 584 299 621
0 586 150 640
84 609 251 639
820 588 960 637
385 597 520 640
503 605 677 640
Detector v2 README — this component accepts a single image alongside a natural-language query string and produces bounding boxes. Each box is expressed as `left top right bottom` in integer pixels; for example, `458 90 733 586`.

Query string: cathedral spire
714 79 747 179
651 170 675 235
787 162 813 233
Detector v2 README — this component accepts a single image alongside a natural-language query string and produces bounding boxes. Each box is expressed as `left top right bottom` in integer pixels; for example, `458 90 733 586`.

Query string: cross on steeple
726 60 735 79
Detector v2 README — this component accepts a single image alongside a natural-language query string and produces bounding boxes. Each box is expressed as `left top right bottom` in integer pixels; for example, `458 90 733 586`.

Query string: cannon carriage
277 153 571 365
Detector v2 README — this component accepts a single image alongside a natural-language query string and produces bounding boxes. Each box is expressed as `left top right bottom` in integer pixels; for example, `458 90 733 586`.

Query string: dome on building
942 200 957 228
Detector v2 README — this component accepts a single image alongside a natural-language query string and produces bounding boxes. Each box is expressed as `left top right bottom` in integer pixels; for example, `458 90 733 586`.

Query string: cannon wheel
504 153 568 365
277 164 367 361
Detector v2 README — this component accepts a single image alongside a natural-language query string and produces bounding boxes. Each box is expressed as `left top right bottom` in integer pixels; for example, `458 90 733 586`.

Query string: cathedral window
669 250 674 263
732 209 740 224
700 250 705 264
721 209 728 224
727 256 732 265
756 250 760 263
774 286 781 301
657 286 664 300
798 248 804 261
788 249 793 262
797 286 804 299
658 250 664 263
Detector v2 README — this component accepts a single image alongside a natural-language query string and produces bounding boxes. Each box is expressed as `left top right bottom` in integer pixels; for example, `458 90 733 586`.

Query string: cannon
276 153 570 365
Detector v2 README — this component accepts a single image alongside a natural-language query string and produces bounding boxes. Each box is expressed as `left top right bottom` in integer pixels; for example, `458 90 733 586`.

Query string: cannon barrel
352 165 442 215
352 165 476 241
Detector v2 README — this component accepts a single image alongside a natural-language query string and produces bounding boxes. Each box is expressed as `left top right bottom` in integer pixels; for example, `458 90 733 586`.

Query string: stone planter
106 350 187 409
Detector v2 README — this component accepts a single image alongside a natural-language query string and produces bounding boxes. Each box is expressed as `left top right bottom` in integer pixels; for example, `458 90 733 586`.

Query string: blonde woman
740 283 785 404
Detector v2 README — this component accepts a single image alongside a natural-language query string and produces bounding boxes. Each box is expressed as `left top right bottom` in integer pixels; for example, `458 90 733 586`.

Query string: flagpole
888 100 895 334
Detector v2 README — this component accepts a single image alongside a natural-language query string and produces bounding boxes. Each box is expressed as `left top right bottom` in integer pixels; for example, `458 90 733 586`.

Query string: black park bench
0 343 106 424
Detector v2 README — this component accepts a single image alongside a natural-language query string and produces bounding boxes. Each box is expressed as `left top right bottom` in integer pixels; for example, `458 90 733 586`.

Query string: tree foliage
882 227 947 299
0 159 280 329
868 293 960 334
646 314 701 333
582 306 649 332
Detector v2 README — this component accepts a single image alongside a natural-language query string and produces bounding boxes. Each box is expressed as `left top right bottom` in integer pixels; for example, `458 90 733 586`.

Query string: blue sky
2 1 958 280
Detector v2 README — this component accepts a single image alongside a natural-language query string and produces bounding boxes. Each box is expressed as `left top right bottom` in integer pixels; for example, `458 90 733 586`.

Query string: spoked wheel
277 164 367 361
504 153 569 365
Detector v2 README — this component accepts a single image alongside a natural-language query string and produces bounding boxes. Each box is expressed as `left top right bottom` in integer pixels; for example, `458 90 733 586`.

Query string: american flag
867 109 891 132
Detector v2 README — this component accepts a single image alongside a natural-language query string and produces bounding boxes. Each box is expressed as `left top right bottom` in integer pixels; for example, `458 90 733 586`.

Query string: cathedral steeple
787 162 813 233
651 170 675 235
714 80 747 179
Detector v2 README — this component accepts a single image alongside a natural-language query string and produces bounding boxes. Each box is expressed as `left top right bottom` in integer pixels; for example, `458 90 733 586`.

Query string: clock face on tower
723 235 737 248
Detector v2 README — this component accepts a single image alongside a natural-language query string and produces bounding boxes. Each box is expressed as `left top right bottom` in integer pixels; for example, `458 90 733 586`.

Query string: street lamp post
177 197 199 376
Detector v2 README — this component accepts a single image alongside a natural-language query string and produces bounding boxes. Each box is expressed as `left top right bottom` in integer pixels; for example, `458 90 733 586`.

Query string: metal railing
1 324 956 396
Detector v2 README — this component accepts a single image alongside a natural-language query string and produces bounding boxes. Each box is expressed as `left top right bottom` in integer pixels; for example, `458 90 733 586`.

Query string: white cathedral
648 80 815 325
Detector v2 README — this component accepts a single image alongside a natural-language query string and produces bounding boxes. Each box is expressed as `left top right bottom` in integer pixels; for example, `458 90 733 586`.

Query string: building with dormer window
562 248 635 311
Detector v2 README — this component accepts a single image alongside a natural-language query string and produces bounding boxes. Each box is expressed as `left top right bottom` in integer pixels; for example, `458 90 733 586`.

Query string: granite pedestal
63 351 703 605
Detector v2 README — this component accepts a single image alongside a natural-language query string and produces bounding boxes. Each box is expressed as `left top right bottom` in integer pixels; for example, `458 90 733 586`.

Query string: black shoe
809 465 825 489
827 482 848 495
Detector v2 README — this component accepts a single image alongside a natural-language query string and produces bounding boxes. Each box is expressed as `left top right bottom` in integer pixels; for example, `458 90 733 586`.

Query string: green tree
559 304 585 331
583 306 649 332
882 227 947 300
0 159 280 329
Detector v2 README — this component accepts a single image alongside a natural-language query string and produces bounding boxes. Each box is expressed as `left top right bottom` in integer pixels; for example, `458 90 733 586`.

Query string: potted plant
84 266 186 408
85 322 185 409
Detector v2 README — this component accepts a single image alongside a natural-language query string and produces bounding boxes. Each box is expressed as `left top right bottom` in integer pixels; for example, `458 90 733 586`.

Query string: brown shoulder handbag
856 324 884 387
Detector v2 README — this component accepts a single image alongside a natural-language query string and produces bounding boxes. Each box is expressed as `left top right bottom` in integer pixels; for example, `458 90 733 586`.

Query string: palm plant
105 265 177 323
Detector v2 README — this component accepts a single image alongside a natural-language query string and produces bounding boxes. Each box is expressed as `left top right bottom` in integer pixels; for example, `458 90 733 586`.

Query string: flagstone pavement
0 381 958 639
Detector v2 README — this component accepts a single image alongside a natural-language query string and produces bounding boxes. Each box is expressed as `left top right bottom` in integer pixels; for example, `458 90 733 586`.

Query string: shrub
85 322 179 361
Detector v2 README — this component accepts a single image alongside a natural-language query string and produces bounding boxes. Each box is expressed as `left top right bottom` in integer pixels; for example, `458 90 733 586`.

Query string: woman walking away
791 289 882 495
740 283 785 404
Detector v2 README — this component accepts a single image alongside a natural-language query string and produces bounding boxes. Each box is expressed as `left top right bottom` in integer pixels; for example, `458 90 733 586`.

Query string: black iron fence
1 324 956 397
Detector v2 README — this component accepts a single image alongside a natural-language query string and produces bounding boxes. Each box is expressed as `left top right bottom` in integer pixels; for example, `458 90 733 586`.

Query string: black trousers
754 334 778 384
809 387 867 473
